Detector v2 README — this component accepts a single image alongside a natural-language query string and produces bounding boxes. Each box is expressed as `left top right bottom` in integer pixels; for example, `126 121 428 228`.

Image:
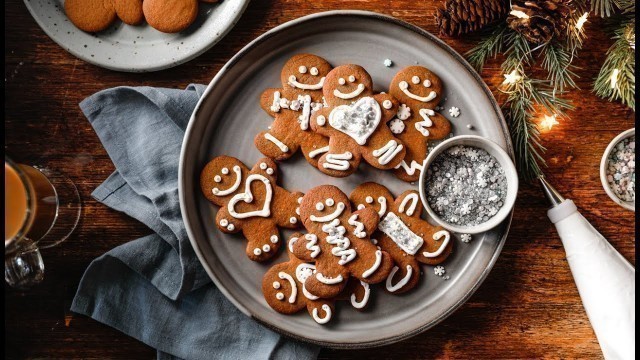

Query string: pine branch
540 41 579 92
465 25 509 72
591 0 617 17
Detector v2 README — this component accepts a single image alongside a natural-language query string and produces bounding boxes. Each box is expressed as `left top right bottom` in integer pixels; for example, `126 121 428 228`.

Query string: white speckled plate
179 11 513 348
23 0 249 72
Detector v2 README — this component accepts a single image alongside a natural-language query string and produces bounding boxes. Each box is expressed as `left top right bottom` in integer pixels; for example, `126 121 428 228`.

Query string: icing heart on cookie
328 97 381 145
227 174 273 219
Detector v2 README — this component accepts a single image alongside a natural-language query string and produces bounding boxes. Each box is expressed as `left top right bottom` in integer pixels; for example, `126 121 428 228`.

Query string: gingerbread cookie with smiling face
349 182 453 294
200 156 304 262
309 65 407 177
388 66 452 182
289 185 394 299
255 54 332 167
262 246 372 325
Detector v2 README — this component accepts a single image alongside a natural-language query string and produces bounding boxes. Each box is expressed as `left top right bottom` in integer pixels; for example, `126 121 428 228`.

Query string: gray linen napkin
71 85 320 360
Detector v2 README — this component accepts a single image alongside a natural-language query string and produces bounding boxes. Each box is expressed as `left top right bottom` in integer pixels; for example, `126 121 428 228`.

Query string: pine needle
465 25 508 72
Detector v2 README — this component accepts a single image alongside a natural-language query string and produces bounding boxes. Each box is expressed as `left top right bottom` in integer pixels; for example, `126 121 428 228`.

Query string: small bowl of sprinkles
600 128 635 212
418 135 518 234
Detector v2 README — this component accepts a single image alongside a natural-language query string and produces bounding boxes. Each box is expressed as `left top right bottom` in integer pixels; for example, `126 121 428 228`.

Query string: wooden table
5 0 635 358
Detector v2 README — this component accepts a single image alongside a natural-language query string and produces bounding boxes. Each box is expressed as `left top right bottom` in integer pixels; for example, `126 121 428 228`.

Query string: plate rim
179 9 514 349
23 0 250 72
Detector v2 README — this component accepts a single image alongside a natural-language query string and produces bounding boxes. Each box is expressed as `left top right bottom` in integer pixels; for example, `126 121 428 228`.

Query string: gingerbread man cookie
200 156 304 262
388 66 452 182
255 54 332 167
309 65 407 177
289 185 394 298
349 182 453 293
262 246 372 325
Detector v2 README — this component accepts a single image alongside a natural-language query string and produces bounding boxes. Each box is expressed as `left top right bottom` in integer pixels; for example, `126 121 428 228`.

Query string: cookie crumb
383 58 393 67
467 124 474 130
449 106 460 118
434 266 446 276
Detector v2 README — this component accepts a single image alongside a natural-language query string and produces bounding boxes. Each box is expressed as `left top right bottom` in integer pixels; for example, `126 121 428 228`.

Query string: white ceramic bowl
418 135 519 234
600 128 635 212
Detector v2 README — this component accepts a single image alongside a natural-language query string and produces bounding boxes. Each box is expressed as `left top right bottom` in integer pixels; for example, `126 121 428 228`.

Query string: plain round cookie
143 0 199 33
64 0 117 33
114 0 144 25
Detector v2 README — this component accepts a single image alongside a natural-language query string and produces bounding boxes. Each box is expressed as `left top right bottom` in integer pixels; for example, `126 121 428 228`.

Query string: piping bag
539 176 635 359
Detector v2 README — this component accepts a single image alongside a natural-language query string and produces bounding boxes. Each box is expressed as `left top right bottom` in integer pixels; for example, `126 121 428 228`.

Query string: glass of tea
5 156 81 289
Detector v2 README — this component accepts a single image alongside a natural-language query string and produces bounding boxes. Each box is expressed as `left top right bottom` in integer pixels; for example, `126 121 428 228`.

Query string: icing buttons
317 115 326 126
276 292 285 300
214 175 222 183
270 235 279 243
221 167 229 175
273 281 281 289
254 248 262 256
299 65 307 74
260 162 268 170
220 219 229 227
266 168 274 175
262 244 271 252
383 99 393 109
325 198 334 206
290 217 297 224
227 224 235 231
316 202 324 211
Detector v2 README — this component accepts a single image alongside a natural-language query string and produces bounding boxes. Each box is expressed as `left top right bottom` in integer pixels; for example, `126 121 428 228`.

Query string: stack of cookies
200 54 455 324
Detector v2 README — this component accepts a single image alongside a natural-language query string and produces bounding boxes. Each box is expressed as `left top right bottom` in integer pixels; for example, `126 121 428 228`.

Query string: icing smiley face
282 54 332 95
389 66 442 109
200 156 304 262
323 65 374 105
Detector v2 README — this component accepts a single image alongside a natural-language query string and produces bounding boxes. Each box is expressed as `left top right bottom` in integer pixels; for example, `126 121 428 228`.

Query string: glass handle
5 238 45 289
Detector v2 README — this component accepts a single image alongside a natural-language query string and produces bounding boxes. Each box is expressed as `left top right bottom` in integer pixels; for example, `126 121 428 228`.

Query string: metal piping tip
538 175 565 207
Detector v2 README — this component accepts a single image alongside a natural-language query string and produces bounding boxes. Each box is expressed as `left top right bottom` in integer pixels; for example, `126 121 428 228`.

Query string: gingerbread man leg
243 218 283 262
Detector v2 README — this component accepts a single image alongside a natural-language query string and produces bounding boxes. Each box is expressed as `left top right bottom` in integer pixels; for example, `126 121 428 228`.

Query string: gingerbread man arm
424 111 452 140
349 207 380 238
394 190 423 218
243 218 282 262
260 87 284 118
373 93 399 124
288 232 320 263
303 262 349 299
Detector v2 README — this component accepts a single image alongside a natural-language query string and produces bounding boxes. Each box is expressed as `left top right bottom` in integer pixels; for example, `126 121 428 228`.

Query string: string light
575 12 589 30
540 114 559 130
510 9 529 19
610 69 620 89
503 70 522 85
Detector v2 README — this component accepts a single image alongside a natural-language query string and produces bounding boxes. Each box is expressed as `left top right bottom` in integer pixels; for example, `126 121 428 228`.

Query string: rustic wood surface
5 0 635 358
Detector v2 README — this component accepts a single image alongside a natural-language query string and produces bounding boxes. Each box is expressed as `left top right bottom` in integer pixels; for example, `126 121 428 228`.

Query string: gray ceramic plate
23 0 249 72
179 10 513 348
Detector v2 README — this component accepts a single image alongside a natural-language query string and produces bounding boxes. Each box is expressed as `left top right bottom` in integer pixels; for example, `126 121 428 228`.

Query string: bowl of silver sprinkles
418 135 518 234
600 128 635 212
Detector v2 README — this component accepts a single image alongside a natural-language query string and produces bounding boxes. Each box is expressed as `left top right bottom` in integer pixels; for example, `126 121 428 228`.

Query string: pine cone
507 0 574 44
436 0 509 37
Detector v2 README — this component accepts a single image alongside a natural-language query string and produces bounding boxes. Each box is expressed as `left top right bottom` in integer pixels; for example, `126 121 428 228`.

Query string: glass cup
5 157 81 289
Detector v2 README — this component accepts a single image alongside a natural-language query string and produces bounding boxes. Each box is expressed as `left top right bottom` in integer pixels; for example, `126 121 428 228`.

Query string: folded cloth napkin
71 85 320 360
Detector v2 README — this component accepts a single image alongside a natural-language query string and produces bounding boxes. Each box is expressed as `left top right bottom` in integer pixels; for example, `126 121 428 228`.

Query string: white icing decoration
323 152 352 171
220 219 228 227
362 250 382 278
365 196 374 204
264 133 289 152
310 202 345 222
288 237 297 253
295 207 300 215
389 118 405 134
289 217 297 224
394 160 423 176
298 65 307 74
316 272 344 284
295 263 316 283
289 99 301 111
270 91 282 112
288 75 325 90
297 197 303 204
378 212 424 255
278 272 297 303
397 104 411 120
373 140 403 165
316 115 326 126
357 204 365 210
377 196 387 217
411 76 420 84
338 77 346 85
262 244 271 252
423 79 431 87
325 198 334 206
212 165 241 196
449 106 460 118
333 83 365 99
266 168 274 175
273 281 281 289
350 281 370 309
303 284 319 300
386 265 413 292
399 81 437 102
312 304 332 324
423 230 451 258
270 235 278 243
399 193 419 216
316 202 324 211
322 218 356 265
305 234 321 258
328 97 381 145
382 100 392 109
297 95 312 130
221 167 229 175
214 175 222 183
348 75 356 82
276 292 285 300
227 224 235 231
310 67 319 76
348 214 366 238
260 162 267 170
415 109 434 137
254 248 262 256
308 145 329 158
227 174 272 219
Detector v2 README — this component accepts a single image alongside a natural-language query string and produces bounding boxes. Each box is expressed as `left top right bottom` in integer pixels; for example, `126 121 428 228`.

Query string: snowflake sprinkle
434 266 446 276
389 118 405 134
383 58 393 67
397 104 411 120
449 106 460 118
460 234 472 243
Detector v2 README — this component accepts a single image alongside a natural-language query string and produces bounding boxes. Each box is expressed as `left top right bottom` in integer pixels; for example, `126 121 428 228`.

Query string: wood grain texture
5 0 635 359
